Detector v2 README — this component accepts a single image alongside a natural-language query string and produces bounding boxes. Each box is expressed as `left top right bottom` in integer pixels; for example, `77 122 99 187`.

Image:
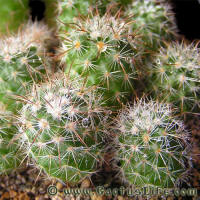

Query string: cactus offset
17 73 110 183
0 22 51 174
127 0 177 75
147 41 200 114
116 99 190 188
59 10 137 107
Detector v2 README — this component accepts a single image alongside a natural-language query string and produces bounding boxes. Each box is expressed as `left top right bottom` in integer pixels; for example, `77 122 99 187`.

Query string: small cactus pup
116 99 190 188
59 9 137 107
0 0 29 35
127 0 177 69
17 73 110 184
147 41 200 114
0 22 51 175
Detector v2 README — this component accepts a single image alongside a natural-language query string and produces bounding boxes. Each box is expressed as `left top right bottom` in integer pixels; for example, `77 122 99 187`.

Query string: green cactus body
59 11 137 107
117 99 189 188
0 22 51 174
0 0 29 35
18 73 109 183
147 42 200 113
128 0 177 70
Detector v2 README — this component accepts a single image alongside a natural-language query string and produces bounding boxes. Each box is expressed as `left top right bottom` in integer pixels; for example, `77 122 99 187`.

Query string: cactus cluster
0 0 197 193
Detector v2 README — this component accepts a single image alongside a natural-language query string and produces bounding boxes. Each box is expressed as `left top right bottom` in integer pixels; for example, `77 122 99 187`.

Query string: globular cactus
17 73 110 183
147 41 200 114
127 0 177 72
0 0 29 35
58 9 138 107
116 99 190 188
0 22 51 175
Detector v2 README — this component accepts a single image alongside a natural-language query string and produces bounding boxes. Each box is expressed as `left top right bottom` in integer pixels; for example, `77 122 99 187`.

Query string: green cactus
0 0 29 35
127 0 177 74
58 10 138 108
0 22 51 174
131 0 177 50
17 73 110 183
146 41 200 114
116 99 189 188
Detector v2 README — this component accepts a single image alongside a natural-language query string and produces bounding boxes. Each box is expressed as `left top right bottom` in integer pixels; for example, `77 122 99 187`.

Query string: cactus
0 21 51 175
0 0 197 191
0 0 29 35
146 41 200 114
116 99 190 188
127 0 177 73
58 9 138 107
17 72 110 183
